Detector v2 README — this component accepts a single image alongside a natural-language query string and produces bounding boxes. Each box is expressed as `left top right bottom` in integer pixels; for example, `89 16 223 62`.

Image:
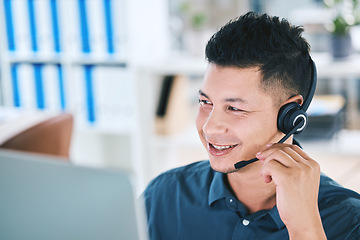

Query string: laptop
0 149 148 240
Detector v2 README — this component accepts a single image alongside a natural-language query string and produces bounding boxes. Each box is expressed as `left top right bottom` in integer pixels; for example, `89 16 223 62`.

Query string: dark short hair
205 11 311 103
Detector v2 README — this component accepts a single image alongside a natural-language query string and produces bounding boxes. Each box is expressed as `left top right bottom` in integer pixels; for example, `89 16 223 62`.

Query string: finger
260 148 298 169
258 143 294 159
258 144 303 167
269 144 320 170
260 159 289 184
256 144 286 160
260 148 321 186
270 143 311 161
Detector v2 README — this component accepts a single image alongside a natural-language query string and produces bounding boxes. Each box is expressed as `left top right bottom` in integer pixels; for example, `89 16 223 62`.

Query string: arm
257 143 327 240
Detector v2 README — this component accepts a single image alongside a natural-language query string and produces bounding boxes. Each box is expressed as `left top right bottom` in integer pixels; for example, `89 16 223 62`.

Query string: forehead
201 64 273 104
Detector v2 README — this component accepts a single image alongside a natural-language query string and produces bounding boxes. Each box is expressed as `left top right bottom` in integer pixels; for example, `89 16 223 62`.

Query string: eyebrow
198 90 249 104
224 97 249 104
198 90 209 98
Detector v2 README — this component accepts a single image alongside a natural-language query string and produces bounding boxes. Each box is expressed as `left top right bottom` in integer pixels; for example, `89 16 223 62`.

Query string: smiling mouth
210 143 238 150
207 142 239 156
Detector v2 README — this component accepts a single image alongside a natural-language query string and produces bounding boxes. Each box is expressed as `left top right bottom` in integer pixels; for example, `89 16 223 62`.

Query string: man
144 12 360 239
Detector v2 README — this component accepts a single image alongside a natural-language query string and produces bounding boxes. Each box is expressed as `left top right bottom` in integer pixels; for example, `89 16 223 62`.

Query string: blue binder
50 0 61 53
84 65 95 123
4 0 15 51
27 0 38 52
11 64 20 107
33 64 45 109
57 64 66 110
104 0 114 54
78 0 90 53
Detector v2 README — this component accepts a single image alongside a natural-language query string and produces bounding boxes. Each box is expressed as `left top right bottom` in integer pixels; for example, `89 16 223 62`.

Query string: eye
227 106 247 113
199 99 212 107
228 106 241 111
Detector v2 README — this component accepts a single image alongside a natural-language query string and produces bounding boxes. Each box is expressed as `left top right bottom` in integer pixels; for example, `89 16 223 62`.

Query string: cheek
231 112 278 139
229 117 254 138
249 112 280 141
265 111 280 132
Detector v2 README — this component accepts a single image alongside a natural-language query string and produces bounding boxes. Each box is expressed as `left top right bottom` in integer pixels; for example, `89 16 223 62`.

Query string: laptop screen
0 149 148 240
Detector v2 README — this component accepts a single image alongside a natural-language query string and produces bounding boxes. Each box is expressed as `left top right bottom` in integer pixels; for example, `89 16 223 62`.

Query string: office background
0 0 359 193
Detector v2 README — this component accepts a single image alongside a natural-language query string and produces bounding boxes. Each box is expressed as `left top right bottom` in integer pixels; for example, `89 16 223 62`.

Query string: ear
282 95 304 107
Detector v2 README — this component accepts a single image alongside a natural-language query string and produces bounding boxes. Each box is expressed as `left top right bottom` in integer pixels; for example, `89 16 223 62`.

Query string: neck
227 161 276 214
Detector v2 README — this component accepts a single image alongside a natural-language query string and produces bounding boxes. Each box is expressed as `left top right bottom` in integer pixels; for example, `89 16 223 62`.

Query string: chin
208 154 262 174
208 157 238 174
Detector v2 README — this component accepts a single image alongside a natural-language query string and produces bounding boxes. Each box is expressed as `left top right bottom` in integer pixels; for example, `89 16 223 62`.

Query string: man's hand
257 143 327 240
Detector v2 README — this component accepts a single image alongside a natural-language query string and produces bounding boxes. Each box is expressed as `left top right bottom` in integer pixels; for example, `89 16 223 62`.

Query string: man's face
195 64 284 173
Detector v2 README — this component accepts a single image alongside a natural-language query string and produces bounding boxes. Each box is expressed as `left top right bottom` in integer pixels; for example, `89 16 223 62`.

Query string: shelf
2 52 63 64
1 52 128 67
71 56 128 67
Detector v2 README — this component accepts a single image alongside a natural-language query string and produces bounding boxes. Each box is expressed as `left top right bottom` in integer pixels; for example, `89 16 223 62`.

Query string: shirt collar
208 170 285 230
208 171 231 206
268 206 285 230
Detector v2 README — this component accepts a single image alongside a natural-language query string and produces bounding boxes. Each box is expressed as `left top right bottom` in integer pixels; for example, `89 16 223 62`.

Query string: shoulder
144 160 213 197
319 174 360 205
143 160 215 225
143 161 216 239
318 174 360 239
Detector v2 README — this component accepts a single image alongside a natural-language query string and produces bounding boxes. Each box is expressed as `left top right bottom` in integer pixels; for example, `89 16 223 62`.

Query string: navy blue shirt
144 160 360 240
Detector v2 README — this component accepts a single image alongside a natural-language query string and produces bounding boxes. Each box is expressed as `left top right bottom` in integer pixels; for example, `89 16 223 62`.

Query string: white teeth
212 144 233 150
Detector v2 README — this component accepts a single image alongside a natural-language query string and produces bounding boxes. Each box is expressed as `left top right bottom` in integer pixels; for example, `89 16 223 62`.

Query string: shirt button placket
232 218 254 239
227 198 237 211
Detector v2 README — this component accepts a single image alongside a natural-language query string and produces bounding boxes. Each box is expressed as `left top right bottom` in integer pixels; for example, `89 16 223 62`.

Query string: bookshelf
0 0 170 191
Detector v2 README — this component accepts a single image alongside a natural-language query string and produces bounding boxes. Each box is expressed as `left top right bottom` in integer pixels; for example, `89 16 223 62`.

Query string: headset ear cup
277 102 307 134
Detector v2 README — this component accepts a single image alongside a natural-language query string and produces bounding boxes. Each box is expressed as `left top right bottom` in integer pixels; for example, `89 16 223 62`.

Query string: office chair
0 113 74 159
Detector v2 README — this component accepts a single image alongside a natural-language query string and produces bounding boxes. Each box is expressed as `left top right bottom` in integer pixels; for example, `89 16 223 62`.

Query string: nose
202 108 228 136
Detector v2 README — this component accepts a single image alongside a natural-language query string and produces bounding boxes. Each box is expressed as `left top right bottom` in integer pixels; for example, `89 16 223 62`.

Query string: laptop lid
0 149 148 240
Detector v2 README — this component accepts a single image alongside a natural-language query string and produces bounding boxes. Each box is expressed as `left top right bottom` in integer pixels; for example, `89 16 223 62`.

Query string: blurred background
0 0 359 193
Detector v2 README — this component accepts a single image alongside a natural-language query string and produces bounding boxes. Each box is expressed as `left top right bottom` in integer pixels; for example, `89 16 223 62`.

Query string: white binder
34 0 54 54
42 64 62 111
17 63 37 110
87 0 107 57
92 66 133 129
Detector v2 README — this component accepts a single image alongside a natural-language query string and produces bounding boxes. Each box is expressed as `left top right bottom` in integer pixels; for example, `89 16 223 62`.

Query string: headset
234 57 317 169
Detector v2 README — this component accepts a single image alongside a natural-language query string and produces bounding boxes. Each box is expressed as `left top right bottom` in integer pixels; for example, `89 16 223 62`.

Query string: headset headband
301 57 317 111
